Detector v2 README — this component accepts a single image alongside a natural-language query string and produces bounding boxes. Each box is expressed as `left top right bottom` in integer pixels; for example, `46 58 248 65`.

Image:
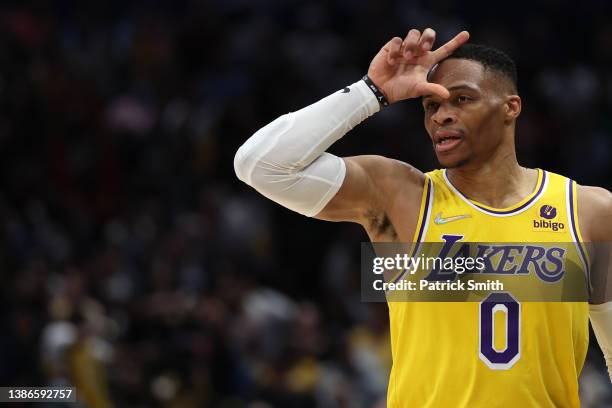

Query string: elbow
234 143 251 184
235 114 295 186
235 143 290 189
233 146 248 183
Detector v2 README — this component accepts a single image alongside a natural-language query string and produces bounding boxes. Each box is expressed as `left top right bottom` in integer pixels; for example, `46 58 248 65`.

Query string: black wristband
362 75 389 108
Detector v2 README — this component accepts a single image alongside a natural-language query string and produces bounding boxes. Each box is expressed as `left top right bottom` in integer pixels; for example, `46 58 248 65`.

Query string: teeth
437 137 459 146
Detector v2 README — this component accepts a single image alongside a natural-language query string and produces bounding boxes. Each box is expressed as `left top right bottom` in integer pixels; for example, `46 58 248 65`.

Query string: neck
446 147 537 209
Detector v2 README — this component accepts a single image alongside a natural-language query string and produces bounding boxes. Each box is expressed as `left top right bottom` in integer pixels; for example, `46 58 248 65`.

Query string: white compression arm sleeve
590 302 612 382
234 80 380 216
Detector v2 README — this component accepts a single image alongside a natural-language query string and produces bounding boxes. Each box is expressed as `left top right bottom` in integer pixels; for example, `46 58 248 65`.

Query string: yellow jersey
387 169 590 407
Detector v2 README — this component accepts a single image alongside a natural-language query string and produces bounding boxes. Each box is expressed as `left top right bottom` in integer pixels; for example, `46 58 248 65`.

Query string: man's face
422 58 509 168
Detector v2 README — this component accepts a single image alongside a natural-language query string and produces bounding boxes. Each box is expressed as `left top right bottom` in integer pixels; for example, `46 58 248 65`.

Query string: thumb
414 82 450 99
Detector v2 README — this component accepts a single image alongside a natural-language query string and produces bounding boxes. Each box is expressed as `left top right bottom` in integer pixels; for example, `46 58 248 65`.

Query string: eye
457 95 470 103
424 101 439 111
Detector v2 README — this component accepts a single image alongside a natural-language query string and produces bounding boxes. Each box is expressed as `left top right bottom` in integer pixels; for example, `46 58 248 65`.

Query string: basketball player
234 28 612 406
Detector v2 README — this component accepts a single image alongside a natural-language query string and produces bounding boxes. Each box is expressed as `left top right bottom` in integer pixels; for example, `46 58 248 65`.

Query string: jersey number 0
479 292 521 370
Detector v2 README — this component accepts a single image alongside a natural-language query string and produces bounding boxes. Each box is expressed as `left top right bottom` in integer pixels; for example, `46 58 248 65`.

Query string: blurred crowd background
1 0 611 407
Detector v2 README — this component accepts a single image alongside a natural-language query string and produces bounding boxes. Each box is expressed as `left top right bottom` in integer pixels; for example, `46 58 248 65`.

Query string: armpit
366 210 398 240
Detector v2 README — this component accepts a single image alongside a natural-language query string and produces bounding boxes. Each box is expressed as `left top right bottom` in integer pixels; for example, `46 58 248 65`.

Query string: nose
431 104 456 126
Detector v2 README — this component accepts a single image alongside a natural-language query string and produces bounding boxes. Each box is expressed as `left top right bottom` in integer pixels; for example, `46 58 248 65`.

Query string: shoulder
576 184 612 242
577 185 612 206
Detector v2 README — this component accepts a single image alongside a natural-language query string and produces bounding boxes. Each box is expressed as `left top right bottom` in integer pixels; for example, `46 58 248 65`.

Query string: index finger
431 31 470 62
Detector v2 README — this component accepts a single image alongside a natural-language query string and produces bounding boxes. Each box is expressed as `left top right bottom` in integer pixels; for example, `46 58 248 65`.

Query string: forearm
234 79 380 216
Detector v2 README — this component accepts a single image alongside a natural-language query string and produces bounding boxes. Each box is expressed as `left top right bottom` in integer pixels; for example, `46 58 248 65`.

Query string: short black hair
443 44 518 92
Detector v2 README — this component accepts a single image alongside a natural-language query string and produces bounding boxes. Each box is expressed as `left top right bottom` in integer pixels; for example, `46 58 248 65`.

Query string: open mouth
434 131 463 153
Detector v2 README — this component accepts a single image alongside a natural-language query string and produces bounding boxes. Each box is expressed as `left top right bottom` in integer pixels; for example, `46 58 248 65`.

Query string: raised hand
367 29 470 104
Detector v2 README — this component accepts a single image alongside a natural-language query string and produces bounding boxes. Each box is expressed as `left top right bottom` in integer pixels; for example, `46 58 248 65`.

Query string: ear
504 95 521 123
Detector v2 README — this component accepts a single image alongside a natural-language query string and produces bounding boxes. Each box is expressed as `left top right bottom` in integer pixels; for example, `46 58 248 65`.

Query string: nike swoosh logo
341 87 350 93
434 212 471 224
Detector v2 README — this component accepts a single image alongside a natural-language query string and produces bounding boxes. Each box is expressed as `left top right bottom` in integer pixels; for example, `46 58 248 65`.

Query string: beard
443 157 470 169
436 153 471 169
